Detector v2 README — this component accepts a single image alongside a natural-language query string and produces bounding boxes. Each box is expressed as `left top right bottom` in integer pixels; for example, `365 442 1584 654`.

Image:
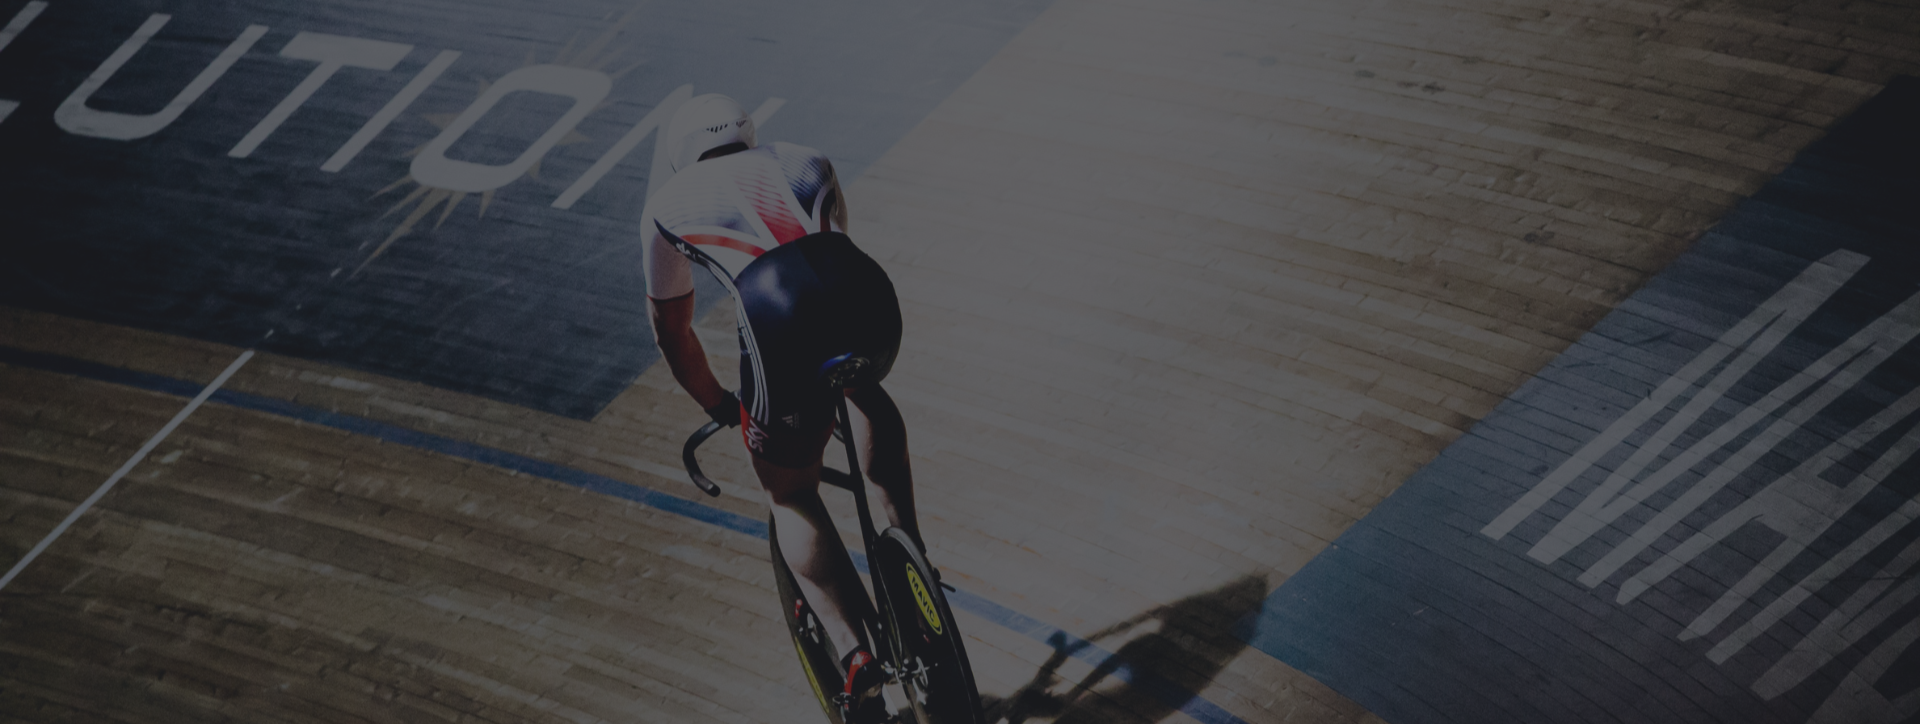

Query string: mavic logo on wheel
906 567 942 636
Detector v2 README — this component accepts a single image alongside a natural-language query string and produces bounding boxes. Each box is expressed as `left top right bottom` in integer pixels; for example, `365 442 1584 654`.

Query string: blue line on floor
1 344 1251 724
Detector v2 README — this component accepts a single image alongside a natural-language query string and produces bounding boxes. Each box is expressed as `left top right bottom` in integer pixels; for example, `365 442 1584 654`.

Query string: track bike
682 397 985 724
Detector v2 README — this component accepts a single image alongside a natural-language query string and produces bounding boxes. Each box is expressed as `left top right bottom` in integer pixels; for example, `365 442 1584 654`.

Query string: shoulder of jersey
646 144 830 213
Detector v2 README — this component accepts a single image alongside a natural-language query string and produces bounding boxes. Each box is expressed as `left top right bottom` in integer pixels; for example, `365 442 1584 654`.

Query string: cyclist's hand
705 390 742 428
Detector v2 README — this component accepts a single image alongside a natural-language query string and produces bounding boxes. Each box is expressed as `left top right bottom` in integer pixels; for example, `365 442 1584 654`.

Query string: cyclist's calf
844 386 924 552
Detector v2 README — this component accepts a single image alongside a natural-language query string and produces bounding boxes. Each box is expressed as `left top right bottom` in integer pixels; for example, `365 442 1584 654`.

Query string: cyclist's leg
737 305 873 662
843 384 923 553
753 451 874 659
730 231 901 686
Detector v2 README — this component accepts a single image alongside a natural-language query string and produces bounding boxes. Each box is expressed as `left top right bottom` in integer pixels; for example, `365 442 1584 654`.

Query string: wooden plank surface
4 0 1920 722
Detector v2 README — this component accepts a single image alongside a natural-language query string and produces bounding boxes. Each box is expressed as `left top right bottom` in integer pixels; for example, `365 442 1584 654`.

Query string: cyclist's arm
643 220 732 415
648 291 731 412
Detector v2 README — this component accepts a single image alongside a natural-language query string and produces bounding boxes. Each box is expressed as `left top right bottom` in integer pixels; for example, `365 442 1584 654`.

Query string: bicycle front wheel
873 528 983 724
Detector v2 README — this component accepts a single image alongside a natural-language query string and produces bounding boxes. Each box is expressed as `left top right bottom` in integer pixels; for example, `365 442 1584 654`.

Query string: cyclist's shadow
981 574 1266 724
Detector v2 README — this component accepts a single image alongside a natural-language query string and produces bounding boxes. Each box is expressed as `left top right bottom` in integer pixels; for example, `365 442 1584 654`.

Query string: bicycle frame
682 398 984 724
680 400 877 546
681 398 908 672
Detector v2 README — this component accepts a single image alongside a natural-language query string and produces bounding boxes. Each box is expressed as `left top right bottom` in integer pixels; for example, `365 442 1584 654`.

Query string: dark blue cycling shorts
732 232 901 468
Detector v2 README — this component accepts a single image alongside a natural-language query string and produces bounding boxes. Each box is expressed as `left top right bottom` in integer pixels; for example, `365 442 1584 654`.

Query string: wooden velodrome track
5 0 1920 722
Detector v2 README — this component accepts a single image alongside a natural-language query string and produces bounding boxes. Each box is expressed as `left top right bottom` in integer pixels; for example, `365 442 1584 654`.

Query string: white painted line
229 32 414 159
0 1 47 124
0 2 46 53
749 97 784 128
321 50 459 173
550 84 690 209
0 350 254 592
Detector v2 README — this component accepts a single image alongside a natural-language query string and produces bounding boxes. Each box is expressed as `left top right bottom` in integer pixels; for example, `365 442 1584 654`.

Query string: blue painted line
0 345 771 539
1 344 1252 724
212 388 775 540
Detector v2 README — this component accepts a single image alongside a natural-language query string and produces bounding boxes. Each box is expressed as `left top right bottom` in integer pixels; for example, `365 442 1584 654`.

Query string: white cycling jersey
642 141 847 300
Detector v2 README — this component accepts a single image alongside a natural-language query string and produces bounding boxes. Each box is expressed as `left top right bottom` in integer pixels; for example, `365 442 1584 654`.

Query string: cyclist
641 93 922 721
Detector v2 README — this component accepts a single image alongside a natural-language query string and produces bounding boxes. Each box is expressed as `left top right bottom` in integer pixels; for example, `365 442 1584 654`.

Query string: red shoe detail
838 647 888 723
844 648 880 697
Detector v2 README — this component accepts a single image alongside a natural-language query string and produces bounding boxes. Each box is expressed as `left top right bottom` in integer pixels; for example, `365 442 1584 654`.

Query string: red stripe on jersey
736 164 809 244
682 233 766 258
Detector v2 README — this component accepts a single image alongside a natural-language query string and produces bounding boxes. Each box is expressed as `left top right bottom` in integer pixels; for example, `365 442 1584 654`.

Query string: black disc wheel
771 517 847 724
873 528 984 724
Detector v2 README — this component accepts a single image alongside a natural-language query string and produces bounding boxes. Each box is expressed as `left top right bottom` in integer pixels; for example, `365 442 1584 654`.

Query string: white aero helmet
666 94 757 172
